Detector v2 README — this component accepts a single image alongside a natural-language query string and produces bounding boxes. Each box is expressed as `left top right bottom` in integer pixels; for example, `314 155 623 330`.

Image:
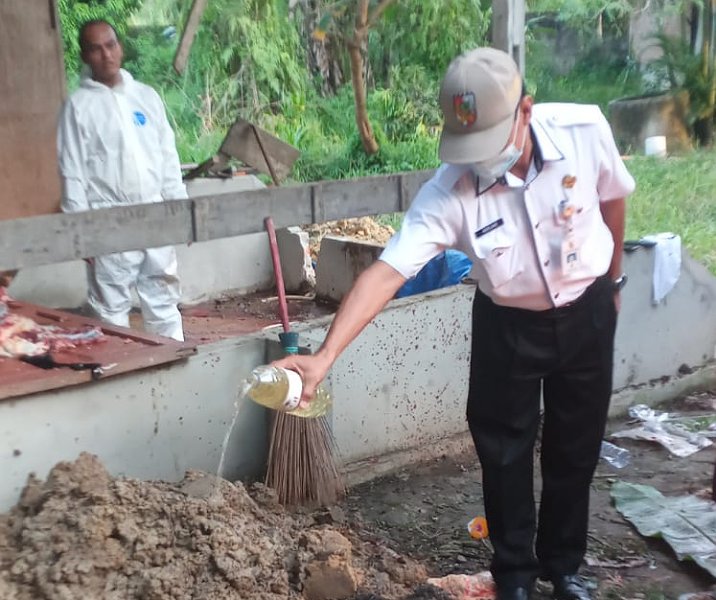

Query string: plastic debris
628 403 670 421
599 440 631 468
467 516 489 540
396 250 472 298
612 481 716 578
610 404 712 457
426 572 496 599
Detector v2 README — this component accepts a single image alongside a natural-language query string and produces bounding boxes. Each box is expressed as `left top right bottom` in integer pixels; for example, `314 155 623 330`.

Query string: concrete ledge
610 361 716 418
315 235 384 304
342 431 474 487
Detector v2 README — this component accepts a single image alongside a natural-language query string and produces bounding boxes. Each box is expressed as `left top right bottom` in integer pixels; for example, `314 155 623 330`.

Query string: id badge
561 234 581 275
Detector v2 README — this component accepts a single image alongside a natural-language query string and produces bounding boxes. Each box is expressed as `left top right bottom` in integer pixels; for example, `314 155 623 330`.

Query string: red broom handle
264 217 290 333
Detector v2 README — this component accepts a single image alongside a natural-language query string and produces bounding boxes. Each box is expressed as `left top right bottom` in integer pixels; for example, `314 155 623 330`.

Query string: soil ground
2 392 715 599
342 391 716 600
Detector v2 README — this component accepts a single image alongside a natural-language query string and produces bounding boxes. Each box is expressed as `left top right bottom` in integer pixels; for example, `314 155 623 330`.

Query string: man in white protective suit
57 19 186 341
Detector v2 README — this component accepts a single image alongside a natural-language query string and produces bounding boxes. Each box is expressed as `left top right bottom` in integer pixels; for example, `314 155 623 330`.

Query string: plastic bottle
599 440 630 469
241 365 331 418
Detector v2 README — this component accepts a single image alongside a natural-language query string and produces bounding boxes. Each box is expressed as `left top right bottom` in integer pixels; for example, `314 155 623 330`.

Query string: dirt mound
305 217 396 262
0 453 429 600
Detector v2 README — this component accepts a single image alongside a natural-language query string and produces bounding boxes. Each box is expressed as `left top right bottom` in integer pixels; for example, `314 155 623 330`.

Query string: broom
263 216 344 507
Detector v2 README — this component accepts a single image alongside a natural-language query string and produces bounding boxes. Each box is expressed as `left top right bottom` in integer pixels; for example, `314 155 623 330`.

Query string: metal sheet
0 301 196 401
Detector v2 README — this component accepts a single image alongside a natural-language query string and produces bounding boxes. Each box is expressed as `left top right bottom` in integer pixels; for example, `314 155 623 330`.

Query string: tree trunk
299 0 343 96
348 0 379 155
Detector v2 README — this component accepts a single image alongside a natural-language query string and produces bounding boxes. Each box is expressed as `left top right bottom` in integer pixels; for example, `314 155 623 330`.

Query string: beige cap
438 47 522 164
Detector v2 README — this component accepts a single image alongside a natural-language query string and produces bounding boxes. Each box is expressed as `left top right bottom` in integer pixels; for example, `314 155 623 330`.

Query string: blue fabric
395 250 472 298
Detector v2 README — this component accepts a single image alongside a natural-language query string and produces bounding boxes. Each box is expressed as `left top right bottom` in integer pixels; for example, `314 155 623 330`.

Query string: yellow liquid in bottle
243 366 332 418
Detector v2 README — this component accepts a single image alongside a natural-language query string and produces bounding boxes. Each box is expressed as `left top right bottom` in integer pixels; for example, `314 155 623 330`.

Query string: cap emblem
453 92 477 127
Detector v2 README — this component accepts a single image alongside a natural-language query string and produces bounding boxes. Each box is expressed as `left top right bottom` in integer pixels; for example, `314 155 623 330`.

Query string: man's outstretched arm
273 260 407 400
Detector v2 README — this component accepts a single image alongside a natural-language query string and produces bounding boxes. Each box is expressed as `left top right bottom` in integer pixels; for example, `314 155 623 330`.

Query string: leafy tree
645 1 716 146
370 0 491 85
185 0 310 121
58 0 144 77
310 0 490 155
527 0 632 36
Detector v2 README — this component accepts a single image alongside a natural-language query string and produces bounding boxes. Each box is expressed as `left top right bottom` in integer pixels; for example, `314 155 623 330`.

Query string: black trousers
466 276 617 588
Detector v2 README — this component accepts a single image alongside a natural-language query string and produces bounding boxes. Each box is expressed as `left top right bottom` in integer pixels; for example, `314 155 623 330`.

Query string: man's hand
614 291 621 313
272 351 333 402
271 261 407 402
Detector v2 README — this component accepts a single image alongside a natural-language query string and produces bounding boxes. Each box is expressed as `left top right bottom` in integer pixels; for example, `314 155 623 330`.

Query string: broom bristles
265 411 345 507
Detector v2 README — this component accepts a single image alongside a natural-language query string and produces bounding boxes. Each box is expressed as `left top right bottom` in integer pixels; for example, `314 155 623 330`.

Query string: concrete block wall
315 235 384 303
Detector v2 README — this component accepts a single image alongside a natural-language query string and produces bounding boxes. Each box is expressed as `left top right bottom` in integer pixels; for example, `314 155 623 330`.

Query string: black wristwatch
612 273 628 292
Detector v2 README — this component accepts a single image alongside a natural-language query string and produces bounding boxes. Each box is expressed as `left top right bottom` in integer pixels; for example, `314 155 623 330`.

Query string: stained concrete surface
341 392 716 599
180 291 334 344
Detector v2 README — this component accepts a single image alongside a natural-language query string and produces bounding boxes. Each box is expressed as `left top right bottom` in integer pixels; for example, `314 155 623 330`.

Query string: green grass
626 149 716 274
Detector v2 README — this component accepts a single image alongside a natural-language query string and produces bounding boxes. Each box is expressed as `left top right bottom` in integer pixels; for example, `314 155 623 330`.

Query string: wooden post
491 0 526 75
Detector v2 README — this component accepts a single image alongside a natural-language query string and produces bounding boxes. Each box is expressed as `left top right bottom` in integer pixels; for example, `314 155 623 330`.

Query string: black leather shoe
496 586 532 600
551 575 592 600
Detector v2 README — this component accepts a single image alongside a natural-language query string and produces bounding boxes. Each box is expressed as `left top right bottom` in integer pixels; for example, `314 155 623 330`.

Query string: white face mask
472 112 529 182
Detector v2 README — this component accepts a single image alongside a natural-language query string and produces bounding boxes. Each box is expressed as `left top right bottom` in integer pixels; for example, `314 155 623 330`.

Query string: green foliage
58 0 143 77
626 149 716 274
526 34 642 112
192 0 309 120
276 83 440 183
54 0 716 274
645 32 716 127
370 0 491 84
527 0 632 36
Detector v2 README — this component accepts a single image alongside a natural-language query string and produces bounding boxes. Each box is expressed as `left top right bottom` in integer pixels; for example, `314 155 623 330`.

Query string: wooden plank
0 0 65 220
193 185 314 242
320 174 402 221
401 170 434 208
0 200 193 271
0 171 436 271
219 119 300 182
173 0 209 74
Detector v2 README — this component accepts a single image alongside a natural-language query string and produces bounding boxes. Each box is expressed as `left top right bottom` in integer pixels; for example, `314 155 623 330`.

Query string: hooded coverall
57 69 186 341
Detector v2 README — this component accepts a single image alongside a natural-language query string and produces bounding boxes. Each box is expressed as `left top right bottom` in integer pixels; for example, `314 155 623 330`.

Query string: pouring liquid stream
216 382 251 481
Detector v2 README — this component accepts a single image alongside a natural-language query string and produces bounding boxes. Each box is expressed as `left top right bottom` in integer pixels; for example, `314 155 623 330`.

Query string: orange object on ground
467 516 489 540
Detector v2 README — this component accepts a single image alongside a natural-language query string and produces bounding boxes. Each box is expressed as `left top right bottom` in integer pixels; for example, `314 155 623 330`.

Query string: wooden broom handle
264 217 290 333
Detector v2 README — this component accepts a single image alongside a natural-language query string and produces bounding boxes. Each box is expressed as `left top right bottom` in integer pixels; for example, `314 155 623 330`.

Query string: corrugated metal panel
0 301 195 401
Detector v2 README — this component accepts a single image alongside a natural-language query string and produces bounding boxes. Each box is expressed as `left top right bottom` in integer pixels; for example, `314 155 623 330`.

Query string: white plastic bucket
644 135 667 157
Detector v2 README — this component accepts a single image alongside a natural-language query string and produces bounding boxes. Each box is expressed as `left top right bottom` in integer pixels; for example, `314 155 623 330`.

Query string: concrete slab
315 235 384 304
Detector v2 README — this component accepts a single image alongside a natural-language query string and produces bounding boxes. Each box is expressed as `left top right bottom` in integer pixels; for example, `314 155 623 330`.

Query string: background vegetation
57 0 716 273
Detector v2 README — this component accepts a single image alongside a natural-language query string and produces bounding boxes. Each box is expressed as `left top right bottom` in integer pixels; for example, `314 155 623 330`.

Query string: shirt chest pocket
472 219 523 289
